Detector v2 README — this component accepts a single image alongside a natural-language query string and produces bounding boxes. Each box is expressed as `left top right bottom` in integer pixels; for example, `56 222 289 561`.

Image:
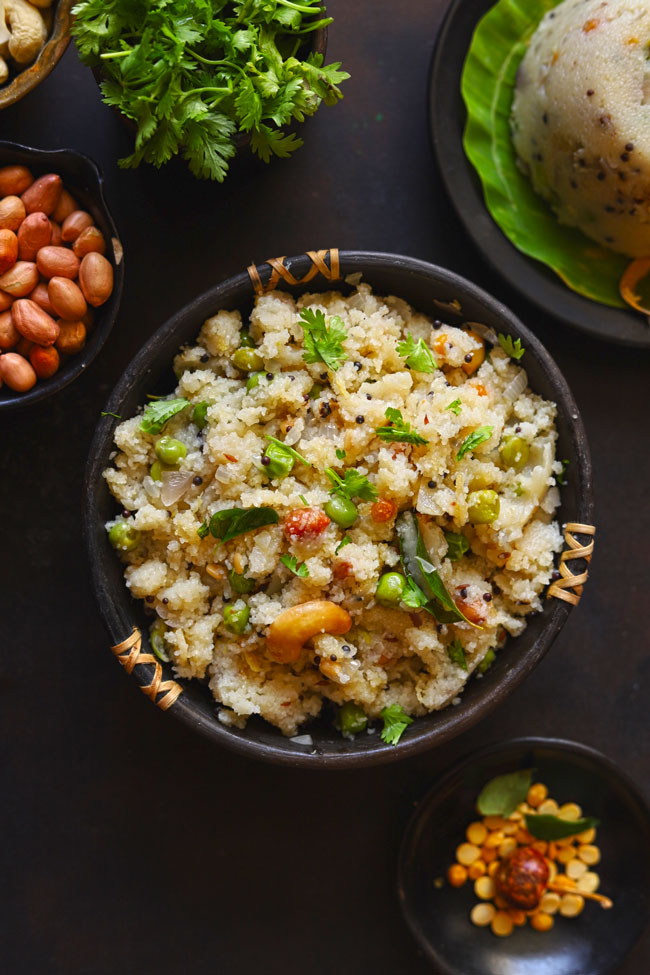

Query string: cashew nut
0 0 48 68
266 599 352 664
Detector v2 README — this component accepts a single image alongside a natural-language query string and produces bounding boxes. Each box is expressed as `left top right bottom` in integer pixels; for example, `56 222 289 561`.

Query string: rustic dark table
2 3 649 973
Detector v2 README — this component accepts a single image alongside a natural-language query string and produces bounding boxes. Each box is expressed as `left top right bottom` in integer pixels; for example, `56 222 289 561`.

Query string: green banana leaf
461 0 628 308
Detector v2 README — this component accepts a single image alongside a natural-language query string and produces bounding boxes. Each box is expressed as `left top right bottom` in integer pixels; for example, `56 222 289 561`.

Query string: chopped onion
502 368 528 402
290 734 313 746
464 320 498 345
160 470 193 506
284 418 304 446
265 574 283 596
541 486 560 514
214 465 234 485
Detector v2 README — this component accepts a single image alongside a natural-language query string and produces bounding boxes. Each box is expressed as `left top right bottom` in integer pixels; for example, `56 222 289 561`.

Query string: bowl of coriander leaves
71 0 348 182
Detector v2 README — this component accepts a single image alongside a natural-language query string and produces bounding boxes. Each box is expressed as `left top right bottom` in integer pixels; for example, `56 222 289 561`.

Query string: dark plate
428 0 650 349
398 737 650 974
0 142 124 412
83 251 593 768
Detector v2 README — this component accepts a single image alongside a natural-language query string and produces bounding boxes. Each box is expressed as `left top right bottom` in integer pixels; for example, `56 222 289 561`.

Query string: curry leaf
525 813 599 841
208 506 279 544
477 769 533 816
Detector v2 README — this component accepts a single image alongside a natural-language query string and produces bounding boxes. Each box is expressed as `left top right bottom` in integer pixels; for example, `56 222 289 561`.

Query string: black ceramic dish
0 142 124 412
429 0 650 349
83 251 593 768
398 737 650 975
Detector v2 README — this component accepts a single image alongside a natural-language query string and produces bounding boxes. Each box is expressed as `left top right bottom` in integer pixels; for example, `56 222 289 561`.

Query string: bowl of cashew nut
0 0 73 109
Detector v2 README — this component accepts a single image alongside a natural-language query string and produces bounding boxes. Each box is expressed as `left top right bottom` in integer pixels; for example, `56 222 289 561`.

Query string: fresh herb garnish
477 769 533 816
335 448 346 460
380 703 413 745
456 425 493 460
525 813 600 841
299 308 348 371
498 333 526 360
207 506 279 544
376 407 429 446
396 511 474 626
335 535 352 555
139 398 189 435
280 554 309 578
444 531 470 562
325 467 378 502
400 576 429 609
72 0 349 182
396 333 437 373
197 521 209 540
446 398 462 416
100 411 122 419
299 494 308 506
447 638 468 671
556 459 570 486
264 436 310 466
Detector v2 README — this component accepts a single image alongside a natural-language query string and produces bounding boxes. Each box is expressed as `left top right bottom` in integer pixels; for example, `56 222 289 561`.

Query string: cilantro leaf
139 398 189 434
400 576 429 609
335 448 346 460
380 703 414 745
498 333 526 360
556 459 570 486
335 534 352 555
325 467 378 502
447 638 468 671
456 425 493 460
446 398 462 416
101 411 122 419
280 554 309 578
299 308 348 371
376 407 429 446
444 532 470 562
264 436 310 466
396 333 437 373
208 506 279 544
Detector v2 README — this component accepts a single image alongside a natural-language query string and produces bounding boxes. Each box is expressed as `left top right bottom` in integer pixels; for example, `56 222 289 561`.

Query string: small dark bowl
83 252 593 768
0 0 73 110
398 737 650 974
0 142 124 413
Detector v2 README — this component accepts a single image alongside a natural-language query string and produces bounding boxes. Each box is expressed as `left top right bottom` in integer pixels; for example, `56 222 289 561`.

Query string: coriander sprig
376 407 429 446
299 308 348 371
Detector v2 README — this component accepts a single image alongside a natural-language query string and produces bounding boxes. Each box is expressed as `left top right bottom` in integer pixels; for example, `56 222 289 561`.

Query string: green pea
192 401 209 429
246 372 263 392
324 495 358 528
339 702 368 736
478 648 496 674
228 567 255 594
232 348 264 372
239 330 255 348
150 618 171 663
263 441 294 480
467 489 500 525
155 436 187 465
223 599 250 635
500 435 529 472
150 460 178 482
375 571 406 606
108 518 140 552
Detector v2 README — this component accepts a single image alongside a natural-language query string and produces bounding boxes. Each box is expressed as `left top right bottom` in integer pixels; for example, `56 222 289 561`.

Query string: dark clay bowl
0 141 124 413
398 737 650 974
0 0 73 110
83 251 593 768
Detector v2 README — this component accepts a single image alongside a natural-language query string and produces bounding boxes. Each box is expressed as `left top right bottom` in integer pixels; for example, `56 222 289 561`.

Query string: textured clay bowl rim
0 0 73 110
428 0 650 349
83 251 593 769
397 736 650 974
0 141 124 413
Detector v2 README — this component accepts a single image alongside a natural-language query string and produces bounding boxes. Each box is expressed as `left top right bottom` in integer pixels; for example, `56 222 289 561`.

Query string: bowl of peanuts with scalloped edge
398 737 650 975
0 141 124 411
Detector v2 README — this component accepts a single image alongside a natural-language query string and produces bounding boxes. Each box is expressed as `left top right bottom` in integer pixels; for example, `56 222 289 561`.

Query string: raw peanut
0 352 37 391
0 165 33 197
52 189 77 224
36 245 79 280
29 281 56 315
0 310 18 349
22 174 63 216
56 320 86 355
17 211 51 261
50 221 62 246
0 195 26 231
0 229 18 274
0 261 38 296
15 336 33 357
79 252 113 307
30 344 59 379
11 298 59 345
0 289 13 311
61 210 93 243
48 276 87 319
73 225 106 258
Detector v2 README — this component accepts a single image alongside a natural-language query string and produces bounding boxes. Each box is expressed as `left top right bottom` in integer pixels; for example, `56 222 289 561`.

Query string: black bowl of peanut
84 251 593 767
0 141 124 411
398 737 650 974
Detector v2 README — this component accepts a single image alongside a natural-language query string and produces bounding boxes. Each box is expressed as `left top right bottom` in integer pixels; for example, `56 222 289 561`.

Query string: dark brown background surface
1 2 649 972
